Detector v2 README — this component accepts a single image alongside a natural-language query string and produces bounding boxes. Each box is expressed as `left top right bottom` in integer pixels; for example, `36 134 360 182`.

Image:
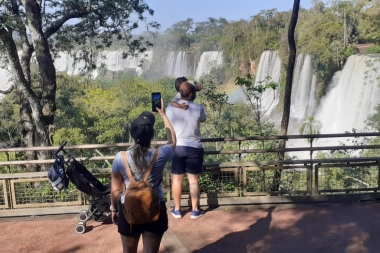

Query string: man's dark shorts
171 146 204 175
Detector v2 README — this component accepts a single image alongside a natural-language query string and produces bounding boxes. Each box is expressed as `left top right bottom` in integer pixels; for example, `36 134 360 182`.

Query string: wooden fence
1 132 380 217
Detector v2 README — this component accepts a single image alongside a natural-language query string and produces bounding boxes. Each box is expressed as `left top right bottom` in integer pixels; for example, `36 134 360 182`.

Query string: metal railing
1 132 380 217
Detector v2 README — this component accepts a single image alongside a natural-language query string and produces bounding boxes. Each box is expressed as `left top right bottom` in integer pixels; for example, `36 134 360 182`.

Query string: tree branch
44 8 91 39
10 0 33 83
0 27 35 96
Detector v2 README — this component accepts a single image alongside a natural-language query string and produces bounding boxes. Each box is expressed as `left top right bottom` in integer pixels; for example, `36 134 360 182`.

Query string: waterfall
54 50 153 77
163 51 194 78
54 51 88 76
173 51 190 78
195 51 223 79
290 54 318 120
315 54 380 134
164 52 176 77
254 50 282 115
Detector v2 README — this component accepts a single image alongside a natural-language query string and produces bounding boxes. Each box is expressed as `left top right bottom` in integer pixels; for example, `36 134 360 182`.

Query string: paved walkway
1 202 380 253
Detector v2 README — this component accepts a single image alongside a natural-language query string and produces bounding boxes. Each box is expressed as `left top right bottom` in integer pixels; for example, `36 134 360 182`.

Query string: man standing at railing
166 81 207 219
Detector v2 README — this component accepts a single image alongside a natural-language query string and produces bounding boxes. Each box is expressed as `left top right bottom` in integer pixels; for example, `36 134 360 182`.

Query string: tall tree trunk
22 0 57 169
22 0 57 148
271 0 300 191
20 95 38 172
0 0 57 171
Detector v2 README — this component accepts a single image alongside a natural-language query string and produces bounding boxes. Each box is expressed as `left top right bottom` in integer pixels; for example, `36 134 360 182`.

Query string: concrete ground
1 202 380 253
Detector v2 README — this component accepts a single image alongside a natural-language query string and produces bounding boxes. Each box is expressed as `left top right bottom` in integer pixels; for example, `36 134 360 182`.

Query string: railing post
377 161 380 191
314 164 319 194
239 141 242 197
309 138 314 195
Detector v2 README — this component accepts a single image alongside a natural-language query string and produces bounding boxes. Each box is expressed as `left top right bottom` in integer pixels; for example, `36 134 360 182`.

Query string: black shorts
117 201 168 236
171 146 204 175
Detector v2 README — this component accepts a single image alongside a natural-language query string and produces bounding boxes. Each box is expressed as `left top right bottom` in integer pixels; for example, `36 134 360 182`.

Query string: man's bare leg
171 174 185 211
187 173 200 211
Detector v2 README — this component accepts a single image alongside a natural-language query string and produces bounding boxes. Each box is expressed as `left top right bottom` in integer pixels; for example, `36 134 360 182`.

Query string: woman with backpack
110 99 176 253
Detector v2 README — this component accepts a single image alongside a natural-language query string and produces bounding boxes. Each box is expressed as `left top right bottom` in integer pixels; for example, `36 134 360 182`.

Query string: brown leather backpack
121 150 160 227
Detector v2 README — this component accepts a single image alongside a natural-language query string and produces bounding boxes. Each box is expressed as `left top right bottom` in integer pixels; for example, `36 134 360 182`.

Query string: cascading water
290 54 317 122
254 50 282 115
54 51 88 76
92 50 153 77
195 51 223 79
315 54 380 135
164 51 176 77
54 50 153 77
173 51 190 78
163 51 195 78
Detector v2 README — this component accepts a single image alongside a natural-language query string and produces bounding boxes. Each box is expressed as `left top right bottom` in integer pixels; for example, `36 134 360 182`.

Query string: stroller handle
54 141 67 159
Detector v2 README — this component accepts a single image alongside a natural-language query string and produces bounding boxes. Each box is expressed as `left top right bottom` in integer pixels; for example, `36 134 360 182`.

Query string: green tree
0 0 157 171
234 74 278 136
299 116 322 144
299 116 322 161
0 93 21 148
163 18 195 50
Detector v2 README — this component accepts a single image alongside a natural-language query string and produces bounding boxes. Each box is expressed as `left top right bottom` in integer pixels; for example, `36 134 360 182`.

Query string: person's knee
187 173 199 183
172 174 185 183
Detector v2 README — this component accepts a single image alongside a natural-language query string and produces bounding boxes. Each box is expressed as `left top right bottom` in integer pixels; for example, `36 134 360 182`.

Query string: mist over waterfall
290 54 317 121
315 54 380 135
195 51 223 79
254 51 282 115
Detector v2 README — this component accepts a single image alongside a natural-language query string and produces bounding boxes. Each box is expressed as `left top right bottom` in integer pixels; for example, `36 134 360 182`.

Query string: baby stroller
48 141 111 234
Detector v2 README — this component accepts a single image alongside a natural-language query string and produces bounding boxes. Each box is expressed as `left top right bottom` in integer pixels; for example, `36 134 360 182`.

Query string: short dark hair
174 76 187 92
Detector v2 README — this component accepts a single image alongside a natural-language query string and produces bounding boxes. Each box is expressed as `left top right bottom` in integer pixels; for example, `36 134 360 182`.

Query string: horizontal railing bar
204 145 380 155
0 156 117 166
201 132 380 142
203 157 380 167
0 141 167 152
1 132 380 153
1 156 380 168
317 187 379 193
2 144 376 155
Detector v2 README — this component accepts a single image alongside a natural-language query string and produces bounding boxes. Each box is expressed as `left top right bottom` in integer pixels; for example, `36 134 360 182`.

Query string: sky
135 0 316 33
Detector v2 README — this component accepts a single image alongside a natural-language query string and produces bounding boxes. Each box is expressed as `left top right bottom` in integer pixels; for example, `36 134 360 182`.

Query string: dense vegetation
146 0 380 98
1 0 380 196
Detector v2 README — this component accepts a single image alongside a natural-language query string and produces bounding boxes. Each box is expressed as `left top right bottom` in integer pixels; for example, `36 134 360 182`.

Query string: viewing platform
1 201 380 253
1 133 380 252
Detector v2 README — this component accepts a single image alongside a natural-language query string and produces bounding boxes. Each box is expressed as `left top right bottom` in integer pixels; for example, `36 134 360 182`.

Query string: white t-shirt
166 101 206 148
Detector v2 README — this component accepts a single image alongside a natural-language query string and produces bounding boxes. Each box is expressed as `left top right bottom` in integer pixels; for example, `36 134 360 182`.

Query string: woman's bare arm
156 98 176 150
111 172 123 210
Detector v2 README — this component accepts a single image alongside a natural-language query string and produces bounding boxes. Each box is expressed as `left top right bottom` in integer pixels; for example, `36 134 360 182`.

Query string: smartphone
151 92 161 112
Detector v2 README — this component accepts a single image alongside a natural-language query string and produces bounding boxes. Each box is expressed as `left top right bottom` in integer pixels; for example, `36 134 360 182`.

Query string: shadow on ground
169 202 380 253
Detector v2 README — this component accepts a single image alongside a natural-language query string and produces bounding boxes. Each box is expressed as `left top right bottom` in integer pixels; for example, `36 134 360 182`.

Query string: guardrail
1 133 380 217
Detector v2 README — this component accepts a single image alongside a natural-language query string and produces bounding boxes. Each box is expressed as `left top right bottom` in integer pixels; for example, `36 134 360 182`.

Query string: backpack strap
143 149 159 181
121 149 159 182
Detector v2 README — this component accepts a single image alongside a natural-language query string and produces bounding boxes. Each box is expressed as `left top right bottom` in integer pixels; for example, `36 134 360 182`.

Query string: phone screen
151 92 161 112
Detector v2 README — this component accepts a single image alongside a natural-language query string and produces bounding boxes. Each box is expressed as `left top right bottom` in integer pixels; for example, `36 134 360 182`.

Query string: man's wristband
111 209 118 212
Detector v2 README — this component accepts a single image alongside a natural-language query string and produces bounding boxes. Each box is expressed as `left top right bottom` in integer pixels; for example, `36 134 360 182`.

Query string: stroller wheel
75 222 86 234
78 210 88 222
